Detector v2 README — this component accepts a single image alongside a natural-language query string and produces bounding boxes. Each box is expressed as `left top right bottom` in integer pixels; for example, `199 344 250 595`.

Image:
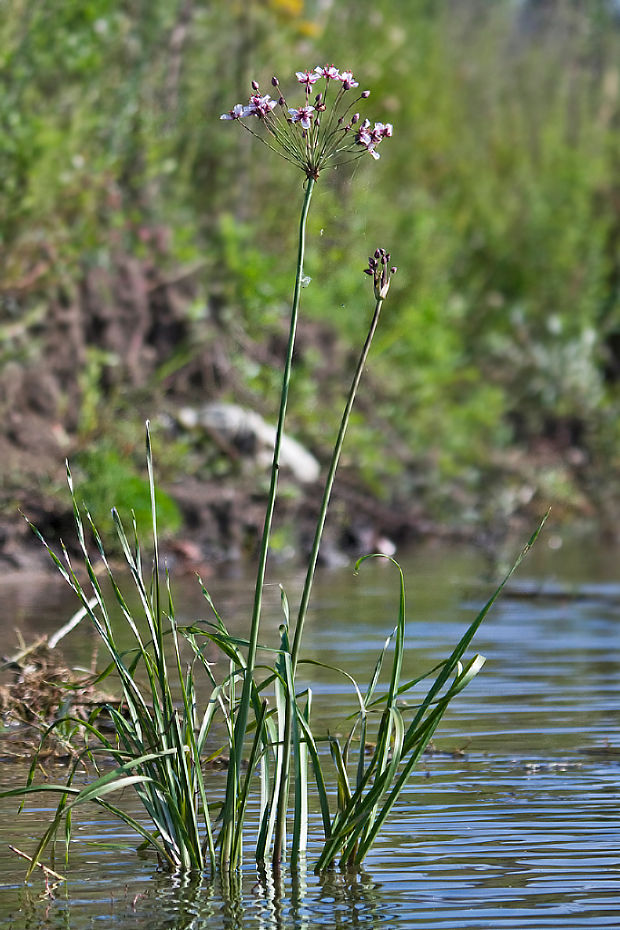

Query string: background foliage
3 0 620 541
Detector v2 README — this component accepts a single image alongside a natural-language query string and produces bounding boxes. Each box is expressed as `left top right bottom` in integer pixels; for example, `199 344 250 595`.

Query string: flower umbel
364 248 397 299
220 66 393 179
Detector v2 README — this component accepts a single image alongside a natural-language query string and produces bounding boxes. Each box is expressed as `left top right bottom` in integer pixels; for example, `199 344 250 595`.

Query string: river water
1 532 619 928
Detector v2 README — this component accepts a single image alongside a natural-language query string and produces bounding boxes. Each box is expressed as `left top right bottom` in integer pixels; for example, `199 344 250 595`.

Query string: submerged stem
221 176 315 869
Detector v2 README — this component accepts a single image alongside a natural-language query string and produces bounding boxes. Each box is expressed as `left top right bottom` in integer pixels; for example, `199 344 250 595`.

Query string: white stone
179 403 320 484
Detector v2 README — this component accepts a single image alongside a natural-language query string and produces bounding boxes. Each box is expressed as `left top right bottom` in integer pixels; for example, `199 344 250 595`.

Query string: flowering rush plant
220 64 393 179
218 65 399 872
1 58 525 889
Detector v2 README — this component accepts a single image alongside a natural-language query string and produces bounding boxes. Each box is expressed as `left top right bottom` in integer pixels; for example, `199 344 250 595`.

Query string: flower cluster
355 120 393 160
220 66 393 179
364 249 397 299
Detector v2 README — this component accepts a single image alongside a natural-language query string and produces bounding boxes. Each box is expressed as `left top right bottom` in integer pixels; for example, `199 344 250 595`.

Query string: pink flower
355 120 381 159
247 94 278 117
373 122 393 139
289 105 315 130
296 70 320 89
314 65 340 80
338 70 359 89
354 119 393 159
220 103 249 120
356 119 372 142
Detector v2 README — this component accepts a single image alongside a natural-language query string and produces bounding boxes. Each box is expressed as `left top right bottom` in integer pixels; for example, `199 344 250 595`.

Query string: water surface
1 534 619 928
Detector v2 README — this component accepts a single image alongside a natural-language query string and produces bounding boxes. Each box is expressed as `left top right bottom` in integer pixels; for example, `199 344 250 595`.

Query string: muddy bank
0 253 448 577
0 252 595 578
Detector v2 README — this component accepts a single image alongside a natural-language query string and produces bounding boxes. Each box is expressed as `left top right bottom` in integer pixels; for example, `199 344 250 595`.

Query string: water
1 534 619 928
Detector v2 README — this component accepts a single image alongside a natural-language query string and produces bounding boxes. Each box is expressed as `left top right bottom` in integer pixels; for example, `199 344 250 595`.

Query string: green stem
292 295 384 671
220 176 315 869
272 294 385 869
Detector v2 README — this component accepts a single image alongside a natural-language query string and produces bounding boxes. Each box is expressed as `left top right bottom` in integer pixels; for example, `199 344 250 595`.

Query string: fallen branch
48 597 98 649
8 844 66 882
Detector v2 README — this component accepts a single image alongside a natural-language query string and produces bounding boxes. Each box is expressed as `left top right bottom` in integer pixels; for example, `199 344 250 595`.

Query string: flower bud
271 76 279 86
361 90 370 98
252 80 259 90
365 248 395 298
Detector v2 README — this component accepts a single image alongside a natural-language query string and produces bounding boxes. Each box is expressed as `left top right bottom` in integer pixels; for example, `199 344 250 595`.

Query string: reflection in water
146 871 216 929
252 860 386 930
16 883 73 930
315 867 385 928
219 870 245 929
123 860 389 930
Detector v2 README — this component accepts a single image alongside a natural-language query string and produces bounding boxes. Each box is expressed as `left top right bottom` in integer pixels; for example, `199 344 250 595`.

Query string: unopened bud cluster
364 249 397 299
220 66 393 179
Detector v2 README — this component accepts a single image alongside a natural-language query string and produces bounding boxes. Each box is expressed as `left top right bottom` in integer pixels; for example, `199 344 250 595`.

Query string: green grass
6 434 217 874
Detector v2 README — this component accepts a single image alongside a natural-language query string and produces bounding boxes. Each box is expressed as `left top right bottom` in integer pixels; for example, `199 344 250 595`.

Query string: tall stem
221 176 315 868
292 296 383 671
272 294 384 869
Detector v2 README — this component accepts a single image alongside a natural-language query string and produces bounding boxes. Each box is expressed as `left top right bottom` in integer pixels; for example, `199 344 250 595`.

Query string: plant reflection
127 859 387 929
252 859 383 930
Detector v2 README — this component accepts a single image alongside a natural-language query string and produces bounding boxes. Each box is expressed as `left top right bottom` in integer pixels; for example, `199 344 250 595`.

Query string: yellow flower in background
268 0 303 16
297 19 322 37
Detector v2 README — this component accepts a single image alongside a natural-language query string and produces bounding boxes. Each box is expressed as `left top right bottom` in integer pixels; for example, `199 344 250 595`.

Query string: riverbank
0 251 607 579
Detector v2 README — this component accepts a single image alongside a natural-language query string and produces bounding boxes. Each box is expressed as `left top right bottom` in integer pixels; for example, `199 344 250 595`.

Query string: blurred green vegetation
3 0 620 530
74 442 183 538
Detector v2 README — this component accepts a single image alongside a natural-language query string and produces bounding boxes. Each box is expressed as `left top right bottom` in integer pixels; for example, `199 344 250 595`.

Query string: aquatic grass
2 421 543 879
7 429 222 875
313 518 546 869
249 515 545 872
